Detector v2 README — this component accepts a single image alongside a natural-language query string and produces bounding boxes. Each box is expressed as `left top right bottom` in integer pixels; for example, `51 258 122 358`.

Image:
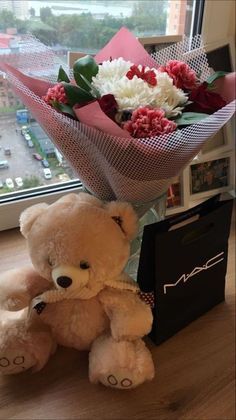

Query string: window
0 0 228 231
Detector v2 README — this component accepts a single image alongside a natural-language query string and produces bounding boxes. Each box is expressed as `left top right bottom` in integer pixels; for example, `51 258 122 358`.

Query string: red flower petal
123 107 177 138
126 65 157 86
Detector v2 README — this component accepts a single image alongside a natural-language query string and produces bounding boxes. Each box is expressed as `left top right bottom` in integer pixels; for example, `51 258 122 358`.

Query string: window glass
0 0 195 197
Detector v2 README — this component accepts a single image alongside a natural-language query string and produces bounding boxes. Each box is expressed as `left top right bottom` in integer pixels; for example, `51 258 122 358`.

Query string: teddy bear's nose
56 276 72 288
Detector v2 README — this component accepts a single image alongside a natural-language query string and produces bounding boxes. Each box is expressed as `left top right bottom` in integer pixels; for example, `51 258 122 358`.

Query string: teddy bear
0 267 56 375
0 192 154 388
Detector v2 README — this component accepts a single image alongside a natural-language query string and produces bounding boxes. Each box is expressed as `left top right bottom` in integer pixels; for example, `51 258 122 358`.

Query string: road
0 113 68 193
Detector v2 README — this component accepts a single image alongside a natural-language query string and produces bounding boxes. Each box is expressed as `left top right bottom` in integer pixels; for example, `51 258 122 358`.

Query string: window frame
0 180 82 231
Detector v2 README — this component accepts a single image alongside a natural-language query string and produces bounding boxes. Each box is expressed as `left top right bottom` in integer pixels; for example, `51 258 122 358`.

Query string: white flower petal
92 60 188 115
92 57 133 85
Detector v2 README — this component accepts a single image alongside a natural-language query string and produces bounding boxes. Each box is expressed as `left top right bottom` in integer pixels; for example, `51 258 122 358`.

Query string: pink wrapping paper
0 62 53 97
0 31 235 203
214 73 236 103
95 27 157 68
74 101 131 138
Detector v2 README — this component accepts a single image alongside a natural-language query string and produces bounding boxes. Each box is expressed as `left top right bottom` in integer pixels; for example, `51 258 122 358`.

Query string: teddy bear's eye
80 261 90 270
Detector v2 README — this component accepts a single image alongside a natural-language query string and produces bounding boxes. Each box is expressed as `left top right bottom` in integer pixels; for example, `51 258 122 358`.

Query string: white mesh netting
0 35 235 203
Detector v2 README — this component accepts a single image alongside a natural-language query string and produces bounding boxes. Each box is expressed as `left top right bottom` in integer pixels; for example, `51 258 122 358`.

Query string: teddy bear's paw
0 351 36 375
101 371 136 389
30 297 47 315
89 334 155 389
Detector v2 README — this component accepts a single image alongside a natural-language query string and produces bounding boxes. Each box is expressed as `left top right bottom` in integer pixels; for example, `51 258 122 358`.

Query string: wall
202 0 235 46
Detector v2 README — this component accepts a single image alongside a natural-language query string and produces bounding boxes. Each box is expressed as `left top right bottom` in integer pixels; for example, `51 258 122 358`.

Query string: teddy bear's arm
98 288 153 341
0 267 50 311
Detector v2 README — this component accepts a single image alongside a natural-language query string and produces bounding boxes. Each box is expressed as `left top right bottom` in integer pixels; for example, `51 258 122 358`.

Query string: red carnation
123 107 177 138
186 82 227 114
43 83 68 105
159 60 197 91
126 65 157 86
98 94 118 120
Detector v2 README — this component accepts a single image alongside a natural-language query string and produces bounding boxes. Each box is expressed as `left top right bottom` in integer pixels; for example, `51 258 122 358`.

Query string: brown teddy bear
0 193 154 388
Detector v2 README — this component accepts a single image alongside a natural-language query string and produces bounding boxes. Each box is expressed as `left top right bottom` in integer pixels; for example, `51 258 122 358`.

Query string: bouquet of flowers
0 28 235 208
43 48 227 140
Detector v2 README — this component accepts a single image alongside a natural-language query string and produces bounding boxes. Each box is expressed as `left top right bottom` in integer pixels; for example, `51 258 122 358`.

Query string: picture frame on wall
205 37 235 73
199 121 234 157
189 153 234 200
184 37 235 206
138 35 182 54
166 169 189 216
182 37 235 73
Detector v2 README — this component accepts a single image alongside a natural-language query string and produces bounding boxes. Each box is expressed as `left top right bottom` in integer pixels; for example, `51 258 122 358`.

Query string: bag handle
167 194 220 231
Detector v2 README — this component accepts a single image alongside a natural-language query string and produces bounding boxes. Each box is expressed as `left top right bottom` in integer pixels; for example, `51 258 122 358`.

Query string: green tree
32 2 168 49
27 20 58 46
40 7 53 23
127 0 168 35
0 10 16 31
23 176 41 189
15 18 28 34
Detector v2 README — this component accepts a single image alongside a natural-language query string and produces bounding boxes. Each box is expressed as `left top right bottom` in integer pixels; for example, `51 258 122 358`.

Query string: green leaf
53 101 76 118
57 66 70 83
62 82 94 106
79 73 101 98
78 73 93 91
73 55 98 90
206 71 228 86
175 112 209 126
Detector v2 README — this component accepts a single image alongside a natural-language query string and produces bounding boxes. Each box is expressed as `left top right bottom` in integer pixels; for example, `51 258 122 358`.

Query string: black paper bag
137 195 233 345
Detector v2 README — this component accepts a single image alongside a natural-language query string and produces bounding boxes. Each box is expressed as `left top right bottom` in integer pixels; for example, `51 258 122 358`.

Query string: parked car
41 159 50 168
32 153 43 161
4 147 11 156
43 168 52 179
5 178 14 189
27 140 34 148
24 133 31 141
0 160 9 169
21 126 29 135
15 177 23 188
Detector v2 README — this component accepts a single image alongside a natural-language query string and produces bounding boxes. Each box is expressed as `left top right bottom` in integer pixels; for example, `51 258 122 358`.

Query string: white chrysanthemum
152 71 188 116
162 104 185 117
92 57 133 88
92 60 188 115
92 80 118 97
111 76 157 111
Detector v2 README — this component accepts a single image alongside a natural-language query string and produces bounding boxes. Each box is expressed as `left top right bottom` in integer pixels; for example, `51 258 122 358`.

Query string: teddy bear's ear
20 203 48 238
77 192 103 207
56 193 79 205
105 201 138 241
57 192 103 207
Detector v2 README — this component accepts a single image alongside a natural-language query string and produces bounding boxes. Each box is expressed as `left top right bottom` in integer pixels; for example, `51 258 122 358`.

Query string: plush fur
0 269 56 375
0 192 154 388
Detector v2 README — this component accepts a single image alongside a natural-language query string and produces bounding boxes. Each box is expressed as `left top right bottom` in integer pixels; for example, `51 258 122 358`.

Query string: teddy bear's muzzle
52 265 89 292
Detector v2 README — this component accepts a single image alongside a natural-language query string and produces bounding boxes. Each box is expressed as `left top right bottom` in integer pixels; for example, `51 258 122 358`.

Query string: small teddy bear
0 193 154 388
